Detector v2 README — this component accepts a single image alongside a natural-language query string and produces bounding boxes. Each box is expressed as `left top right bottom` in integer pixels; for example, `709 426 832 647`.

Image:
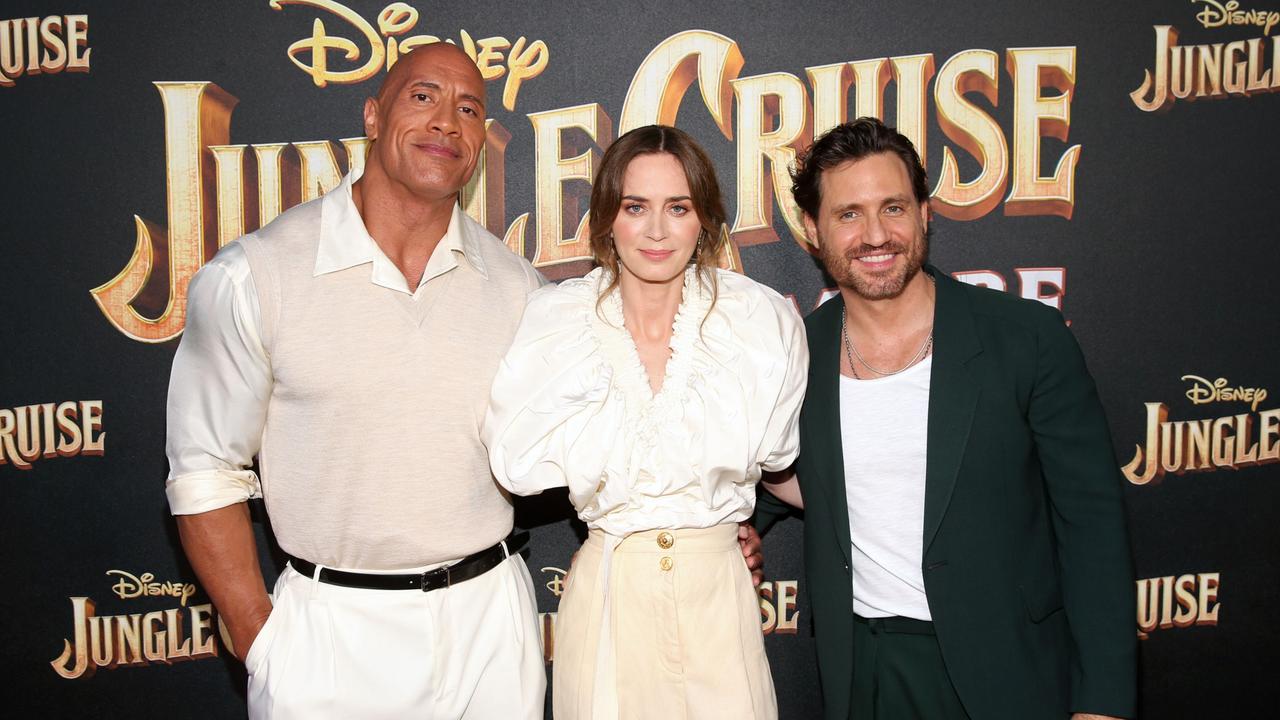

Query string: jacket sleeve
1028 308 1138 718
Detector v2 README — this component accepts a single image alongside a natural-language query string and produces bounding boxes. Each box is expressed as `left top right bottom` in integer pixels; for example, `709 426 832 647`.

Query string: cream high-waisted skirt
552 524 777 720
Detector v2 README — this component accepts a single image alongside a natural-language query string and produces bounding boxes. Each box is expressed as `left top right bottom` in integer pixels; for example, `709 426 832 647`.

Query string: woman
482 125 807 719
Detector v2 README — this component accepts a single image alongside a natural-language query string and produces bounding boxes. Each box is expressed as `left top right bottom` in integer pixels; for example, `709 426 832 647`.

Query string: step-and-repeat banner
2 1 1277 717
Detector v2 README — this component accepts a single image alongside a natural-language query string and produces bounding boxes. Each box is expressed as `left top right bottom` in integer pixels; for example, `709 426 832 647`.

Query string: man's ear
802 212 820 249
363 97 379 141
918 199 930 233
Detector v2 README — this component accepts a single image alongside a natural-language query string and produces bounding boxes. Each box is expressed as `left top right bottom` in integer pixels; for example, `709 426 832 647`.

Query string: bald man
164 45 546 718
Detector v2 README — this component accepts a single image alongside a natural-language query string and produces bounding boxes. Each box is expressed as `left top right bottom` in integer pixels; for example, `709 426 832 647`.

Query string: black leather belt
287 533 528 592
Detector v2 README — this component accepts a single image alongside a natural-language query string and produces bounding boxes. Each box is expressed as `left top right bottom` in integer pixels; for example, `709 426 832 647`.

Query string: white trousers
245 553 546 719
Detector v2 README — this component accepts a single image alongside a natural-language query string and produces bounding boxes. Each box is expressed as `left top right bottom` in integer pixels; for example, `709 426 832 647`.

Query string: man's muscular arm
165 250 276 663
178 504 272 662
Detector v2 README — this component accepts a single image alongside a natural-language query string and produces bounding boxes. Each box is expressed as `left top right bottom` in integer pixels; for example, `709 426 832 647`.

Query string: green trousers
851 614 971 720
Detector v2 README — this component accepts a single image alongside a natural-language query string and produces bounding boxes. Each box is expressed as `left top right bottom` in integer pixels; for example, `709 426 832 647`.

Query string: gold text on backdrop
1194 0 1280 34
1122 377 1279 484
537 566 567 664
107 571 198 607
0 401 104 470
952 268 1067 310
1182 375 1268 411
1132 1 1280 111
269 0 549 110
50 572 229 679
1135 572 1221 639
759 581 801 635
50 598 220 679
0 14 90 86
92 27 1082 341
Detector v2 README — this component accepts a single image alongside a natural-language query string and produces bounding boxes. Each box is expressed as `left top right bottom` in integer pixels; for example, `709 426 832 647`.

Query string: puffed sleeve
482 280 617 497
755 294 808 471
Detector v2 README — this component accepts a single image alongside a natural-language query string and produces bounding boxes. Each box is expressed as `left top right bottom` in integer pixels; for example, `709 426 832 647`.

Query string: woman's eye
625 204 644 214
669 205 689 215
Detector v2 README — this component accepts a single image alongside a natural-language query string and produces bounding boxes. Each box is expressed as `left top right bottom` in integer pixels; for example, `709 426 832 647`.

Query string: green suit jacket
757 266 1137 720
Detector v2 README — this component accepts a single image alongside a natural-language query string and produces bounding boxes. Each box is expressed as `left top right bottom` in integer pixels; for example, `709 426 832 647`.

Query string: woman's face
611 152 702 286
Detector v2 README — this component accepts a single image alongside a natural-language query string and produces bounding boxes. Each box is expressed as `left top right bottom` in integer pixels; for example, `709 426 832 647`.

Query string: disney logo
541 566 568 597
106 570 197 607
1182 374 1269 411
269 1 548 110
1193 0 1280 35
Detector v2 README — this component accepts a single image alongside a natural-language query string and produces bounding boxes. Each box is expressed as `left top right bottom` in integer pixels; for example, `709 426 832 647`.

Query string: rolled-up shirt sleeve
165 243 271 515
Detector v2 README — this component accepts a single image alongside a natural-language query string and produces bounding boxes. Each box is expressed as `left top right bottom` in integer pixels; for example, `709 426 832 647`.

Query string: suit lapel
922 266 983 554
807 297 853 567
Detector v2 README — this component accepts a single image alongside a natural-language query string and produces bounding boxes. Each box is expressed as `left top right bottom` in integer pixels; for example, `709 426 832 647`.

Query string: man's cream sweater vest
239 198 540 570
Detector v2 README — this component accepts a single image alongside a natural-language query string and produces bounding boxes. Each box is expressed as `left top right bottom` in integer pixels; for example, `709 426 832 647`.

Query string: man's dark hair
790 117 930 218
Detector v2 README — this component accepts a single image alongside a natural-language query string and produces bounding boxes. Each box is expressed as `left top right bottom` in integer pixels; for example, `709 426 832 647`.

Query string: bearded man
756 118 1136 720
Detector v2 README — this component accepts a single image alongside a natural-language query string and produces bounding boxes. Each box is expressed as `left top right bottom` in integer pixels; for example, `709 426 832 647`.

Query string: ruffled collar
589 265 712 409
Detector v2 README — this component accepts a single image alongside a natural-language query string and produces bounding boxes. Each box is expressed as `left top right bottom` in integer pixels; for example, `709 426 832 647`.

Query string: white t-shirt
840 356 933 620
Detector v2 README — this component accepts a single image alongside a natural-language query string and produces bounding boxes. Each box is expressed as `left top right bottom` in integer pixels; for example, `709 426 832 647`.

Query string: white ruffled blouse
483 266 808 535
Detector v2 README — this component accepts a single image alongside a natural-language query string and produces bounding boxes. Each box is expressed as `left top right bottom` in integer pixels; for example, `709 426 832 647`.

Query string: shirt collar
314 167 489 289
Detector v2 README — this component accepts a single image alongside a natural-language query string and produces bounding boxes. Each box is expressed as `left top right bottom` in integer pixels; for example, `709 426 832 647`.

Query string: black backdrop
2 1 1278 717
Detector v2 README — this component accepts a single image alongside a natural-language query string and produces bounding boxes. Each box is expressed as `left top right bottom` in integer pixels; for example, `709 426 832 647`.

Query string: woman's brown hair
588 125 726 311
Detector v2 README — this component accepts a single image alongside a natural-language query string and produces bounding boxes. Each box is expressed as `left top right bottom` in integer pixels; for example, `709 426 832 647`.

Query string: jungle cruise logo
1123 375 1278 485
1131 1 1280 111
92 0 1088 342
50 571 226 679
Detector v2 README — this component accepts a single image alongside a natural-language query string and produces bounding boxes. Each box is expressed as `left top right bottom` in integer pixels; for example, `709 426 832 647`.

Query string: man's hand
738 521 764 586
226 606 273 663
176 504 274 664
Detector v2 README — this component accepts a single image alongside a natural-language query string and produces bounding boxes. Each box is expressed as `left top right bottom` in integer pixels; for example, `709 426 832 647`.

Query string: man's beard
816 226 930 301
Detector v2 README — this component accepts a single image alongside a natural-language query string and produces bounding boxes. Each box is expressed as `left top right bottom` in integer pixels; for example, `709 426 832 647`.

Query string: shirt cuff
166 469 263 515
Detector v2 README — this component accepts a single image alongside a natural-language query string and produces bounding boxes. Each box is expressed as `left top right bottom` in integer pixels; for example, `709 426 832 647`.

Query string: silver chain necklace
841 311 933 379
